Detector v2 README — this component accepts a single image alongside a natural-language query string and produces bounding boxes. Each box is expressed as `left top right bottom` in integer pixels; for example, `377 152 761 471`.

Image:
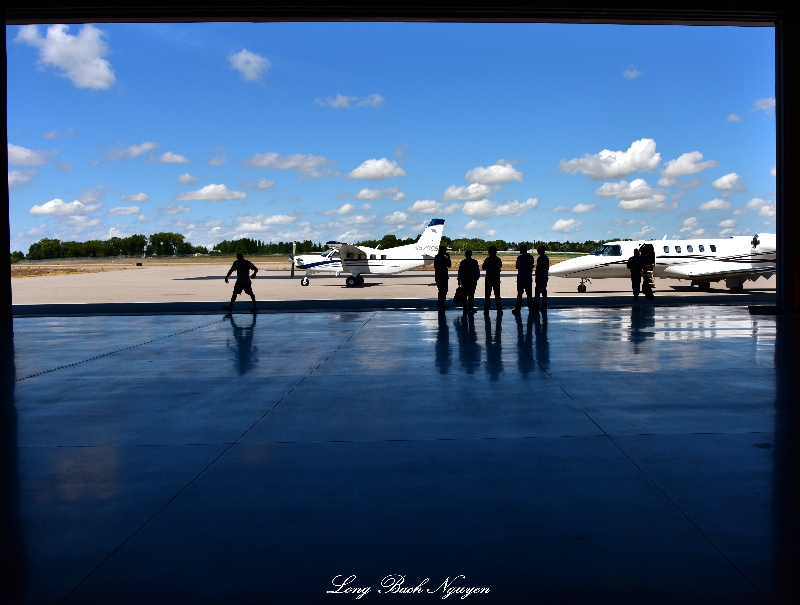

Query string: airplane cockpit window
699 245 705 252
710 245 717 252
590 245 623 256
676 246 682 253
663 246 670 253
687 245 694 253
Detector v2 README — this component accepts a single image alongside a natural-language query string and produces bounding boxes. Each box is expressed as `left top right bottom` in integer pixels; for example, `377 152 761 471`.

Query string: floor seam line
515 340 769 602
57 312 377 603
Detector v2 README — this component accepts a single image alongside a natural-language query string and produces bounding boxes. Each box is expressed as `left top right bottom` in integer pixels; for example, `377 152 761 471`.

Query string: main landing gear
300 276 310 286
577 278 591 293
346 275 365 287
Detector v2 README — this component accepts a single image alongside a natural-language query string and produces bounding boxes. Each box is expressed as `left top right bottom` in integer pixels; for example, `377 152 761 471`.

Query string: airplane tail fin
415 219 445 252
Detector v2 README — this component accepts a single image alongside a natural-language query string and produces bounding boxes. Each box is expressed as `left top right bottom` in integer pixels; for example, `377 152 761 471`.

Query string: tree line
211 238 323 255
17 232 207 261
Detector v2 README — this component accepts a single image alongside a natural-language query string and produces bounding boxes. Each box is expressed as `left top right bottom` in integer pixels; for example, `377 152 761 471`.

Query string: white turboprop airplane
549 233 776 292
293 218 446 287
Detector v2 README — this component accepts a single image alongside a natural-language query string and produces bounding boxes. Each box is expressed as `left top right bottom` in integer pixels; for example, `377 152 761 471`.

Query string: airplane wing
661 261 776 281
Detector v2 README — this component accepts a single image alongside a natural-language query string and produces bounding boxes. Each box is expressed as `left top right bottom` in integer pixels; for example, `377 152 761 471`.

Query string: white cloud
710 172 746 192
57 162 75 173
383 211 410 225
733 197 772 216
178 173 198 184
570 203 597 213
464 220 490 231
354 186 404 201
173 184 246 201
29 198 102 216
727 113 742 122
16 24 115 89
360 203 372 211
699 198 732 211
236 214 297 231
207 147 226 166
464 159 523 184
631 225 657 239
462 199 498 219
347 158 406 180
43 128 75 139
315 93 385 109
660 151 718 178
158 151 189 163
77 185 108 205
679 217 699 233
552 206 568 213
241 178 276 190
121 192 149 202
718 219 737 228
770 165 776 177
623 66 643 79
595 178 671 211
8 169 36 188
324 203 357 216
244 152 336 179
495 198 539 216
8 143 53 167
613 218 644 227
757 202 776 218
406 200 458 215
163 205 191 215
658 176 702 189
551 219 584 234
229 49 270 81
442 183 494 201
108 141 159 161
558 138 661 180
108 206 139 216
752 98 776 115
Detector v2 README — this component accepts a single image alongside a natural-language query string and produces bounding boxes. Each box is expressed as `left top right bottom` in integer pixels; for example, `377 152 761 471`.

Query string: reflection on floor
2 306 798 604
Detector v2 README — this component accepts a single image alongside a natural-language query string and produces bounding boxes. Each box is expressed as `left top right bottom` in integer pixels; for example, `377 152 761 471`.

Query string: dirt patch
11 266 127 278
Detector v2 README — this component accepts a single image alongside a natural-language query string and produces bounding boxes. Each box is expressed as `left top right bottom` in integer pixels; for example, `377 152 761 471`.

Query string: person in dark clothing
482 245 503 315
512 244 534 314
434 245 451 309
626 248 645 300
534 245 549 313
457 249 480 315
223 252 258 312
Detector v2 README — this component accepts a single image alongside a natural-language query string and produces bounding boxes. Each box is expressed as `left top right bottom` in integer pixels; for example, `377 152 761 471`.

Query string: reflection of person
484 313 503 380
227 313 258 375
223 252 258 312
534 245 549 314
458 249 480 315
512 245 534 314
434 245 451 309
482 245 503 315
435 308 451 374
626 249 645 300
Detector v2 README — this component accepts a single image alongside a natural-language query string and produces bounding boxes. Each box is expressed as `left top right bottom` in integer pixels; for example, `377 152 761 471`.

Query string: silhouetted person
534 245 549 314
458 249 480 315
434 245 451 309
512 244 534 314
482 245 503 315
223 252 258 312
626 248 645 300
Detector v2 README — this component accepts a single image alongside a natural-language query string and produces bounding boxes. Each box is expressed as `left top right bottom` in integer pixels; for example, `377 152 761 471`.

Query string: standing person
434 245 451 309
458 249 480 315
223 252 258 312
626 248 645 300
512 244 534 314
482 245 503 315
534 244 550 313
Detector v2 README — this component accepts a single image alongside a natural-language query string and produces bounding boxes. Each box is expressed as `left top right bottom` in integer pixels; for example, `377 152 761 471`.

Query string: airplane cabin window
609 245 622 256
370 254 376 260
687 245 694 253
358 254 365 259
380 255 387 260
710 245 717 252
663 246 670 253
676 246 682 253
699 245 705 252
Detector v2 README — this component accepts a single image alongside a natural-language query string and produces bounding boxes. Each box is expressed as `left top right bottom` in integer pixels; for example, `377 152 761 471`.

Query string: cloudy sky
7 22 776 250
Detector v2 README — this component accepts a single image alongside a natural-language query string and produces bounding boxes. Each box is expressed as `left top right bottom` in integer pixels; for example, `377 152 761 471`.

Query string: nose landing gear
300 276 309 286
577 278 591 293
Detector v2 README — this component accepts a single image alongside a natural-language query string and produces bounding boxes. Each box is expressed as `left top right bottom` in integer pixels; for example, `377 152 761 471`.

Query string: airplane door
639 243 656 291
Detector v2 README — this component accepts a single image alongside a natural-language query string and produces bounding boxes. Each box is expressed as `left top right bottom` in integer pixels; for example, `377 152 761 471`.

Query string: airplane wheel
346 276 357 287
697 282 710 290
355 275 365 286
729 283 744 293
578 284 587 293
301 277 309 286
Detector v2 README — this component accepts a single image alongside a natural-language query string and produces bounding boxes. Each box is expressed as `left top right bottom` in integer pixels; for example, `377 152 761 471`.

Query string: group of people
434 244 550 316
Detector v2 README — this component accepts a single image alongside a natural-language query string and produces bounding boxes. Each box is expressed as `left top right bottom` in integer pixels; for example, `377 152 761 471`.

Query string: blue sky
7 22 776 250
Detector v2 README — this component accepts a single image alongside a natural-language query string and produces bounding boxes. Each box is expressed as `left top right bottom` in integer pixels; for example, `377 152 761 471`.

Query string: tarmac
3 304 799 603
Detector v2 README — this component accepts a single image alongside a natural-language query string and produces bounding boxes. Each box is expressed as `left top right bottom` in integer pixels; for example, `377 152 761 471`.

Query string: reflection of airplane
294 218 446 287
549 233 776 292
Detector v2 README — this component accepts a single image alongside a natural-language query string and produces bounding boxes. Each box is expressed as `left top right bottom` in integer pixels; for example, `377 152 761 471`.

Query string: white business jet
294 218 446 287
549 233 776 292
